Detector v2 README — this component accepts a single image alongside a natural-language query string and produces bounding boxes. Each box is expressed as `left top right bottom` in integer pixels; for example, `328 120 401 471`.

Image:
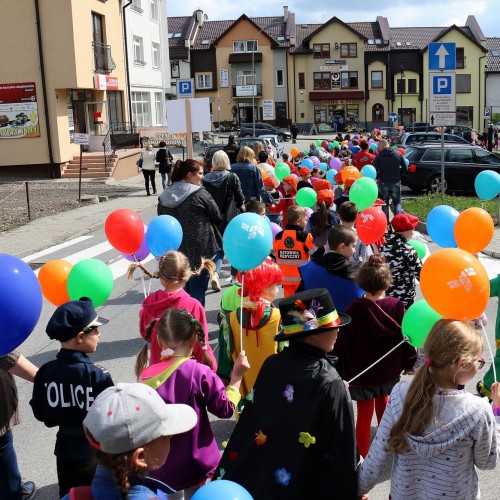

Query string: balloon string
347 339 406 385
134 254 148 299
239 272 245 353
481 323 497 384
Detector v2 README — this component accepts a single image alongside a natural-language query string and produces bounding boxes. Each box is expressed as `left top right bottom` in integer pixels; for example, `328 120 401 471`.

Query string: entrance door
85 101 106 135
107 91 124 130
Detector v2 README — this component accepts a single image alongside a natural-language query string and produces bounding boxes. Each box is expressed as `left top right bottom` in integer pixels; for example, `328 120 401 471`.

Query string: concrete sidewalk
0 173 157 259
0 170 499 260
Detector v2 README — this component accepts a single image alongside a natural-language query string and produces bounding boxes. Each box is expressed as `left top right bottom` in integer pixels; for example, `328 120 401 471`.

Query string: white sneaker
211 272 221 292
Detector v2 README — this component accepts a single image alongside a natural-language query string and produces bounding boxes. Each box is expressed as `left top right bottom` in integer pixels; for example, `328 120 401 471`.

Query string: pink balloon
304 207 313 222
330 157 341 170
310 156 320 167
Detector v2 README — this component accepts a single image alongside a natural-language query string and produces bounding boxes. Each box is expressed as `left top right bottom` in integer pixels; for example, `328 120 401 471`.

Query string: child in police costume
215 289 358 499
30 297 114 498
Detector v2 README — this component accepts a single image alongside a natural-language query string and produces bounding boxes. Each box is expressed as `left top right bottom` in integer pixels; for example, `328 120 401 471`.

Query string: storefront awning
309 91 365 101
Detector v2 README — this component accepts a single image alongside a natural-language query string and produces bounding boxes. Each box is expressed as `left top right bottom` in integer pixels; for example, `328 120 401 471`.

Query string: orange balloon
259 168 268 181
341 166 361 182
454 207 494 255
420 248 490 321
38 260 73 306
290 147 299 158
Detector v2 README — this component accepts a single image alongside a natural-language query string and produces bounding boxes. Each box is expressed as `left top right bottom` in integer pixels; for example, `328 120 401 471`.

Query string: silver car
259 134 284 159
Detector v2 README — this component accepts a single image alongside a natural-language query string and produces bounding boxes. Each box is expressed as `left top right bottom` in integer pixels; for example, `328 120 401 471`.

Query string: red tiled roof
192 20 235 50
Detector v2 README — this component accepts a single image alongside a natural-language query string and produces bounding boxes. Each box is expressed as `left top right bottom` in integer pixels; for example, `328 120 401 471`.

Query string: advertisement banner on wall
0 82 40 139
263 99 274 120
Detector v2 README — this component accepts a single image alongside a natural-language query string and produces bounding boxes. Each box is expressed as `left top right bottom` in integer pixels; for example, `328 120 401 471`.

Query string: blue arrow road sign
388 112 398 122
429 42 456 70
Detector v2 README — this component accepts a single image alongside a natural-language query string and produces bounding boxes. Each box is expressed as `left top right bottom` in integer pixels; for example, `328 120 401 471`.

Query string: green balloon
402 299 443 348
332 141 339 148
275 162 291 182
67 258 114 307
408 239 428 260
303 150 309 155
296 187 317 208
348 177 378 211
315 140 322 147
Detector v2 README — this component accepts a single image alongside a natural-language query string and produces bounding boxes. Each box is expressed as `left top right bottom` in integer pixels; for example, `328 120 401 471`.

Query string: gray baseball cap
83 383 197 454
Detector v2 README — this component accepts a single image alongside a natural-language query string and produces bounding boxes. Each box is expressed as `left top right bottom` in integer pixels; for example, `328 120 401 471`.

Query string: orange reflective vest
273 225 315 285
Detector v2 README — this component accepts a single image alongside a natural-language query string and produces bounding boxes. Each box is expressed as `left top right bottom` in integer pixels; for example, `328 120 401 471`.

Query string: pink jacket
139 288 217 371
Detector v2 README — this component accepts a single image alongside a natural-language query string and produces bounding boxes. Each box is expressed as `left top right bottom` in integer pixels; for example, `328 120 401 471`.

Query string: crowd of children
7 131 500 500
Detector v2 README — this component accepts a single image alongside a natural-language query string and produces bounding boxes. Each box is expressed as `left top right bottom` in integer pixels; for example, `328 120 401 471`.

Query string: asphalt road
10 149 500 499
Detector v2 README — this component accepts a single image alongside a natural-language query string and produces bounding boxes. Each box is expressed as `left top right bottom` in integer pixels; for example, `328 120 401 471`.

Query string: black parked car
402 144 500 194
405 122 434 132
392 132 469 147
238 123 291 141
200 143 226 174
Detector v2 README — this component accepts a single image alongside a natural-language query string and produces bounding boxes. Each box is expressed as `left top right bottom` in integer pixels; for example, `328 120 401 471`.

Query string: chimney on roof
376 16 391 43
195 9 204 27
283 5 289 22
466 15 486 45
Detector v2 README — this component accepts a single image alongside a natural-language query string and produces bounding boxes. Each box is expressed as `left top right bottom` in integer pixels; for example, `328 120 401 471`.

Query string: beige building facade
0 0 128 177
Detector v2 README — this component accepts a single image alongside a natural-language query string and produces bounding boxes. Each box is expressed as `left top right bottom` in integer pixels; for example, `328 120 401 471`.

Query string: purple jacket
146 359 235 489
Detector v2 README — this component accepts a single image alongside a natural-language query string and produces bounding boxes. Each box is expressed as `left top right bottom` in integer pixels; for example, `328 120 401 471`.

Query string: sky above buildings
167 1 499 38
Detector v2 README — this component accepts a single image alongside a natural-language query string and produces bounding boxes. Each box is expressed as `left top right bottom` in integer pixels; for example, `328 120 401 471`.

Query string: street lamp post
252 21 281 137
400 66 405 126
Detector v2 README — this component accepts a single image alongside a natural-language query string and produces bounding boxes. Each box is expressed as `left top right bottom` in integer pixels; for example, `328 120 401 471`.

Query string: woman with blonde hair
203 150 245 291
140 143 157 196
231 146 273 204
129 250 217 372
358 319 500 499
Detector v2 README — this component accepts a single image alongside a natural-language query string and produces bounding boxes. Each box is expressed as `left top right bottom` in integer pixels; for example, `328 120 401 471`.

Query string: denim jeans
378 182 403 220
185 269 210 306
0 431 22 499
212 250 224 274
161 173 167 190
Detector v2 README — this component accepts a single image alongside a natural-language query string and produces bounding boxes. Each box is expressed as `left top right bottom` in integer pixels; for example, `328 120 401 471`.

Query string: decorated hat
316 189 334 205
263 177 276 189
344 177 357 188
283 175 298 189
274 288 350 341
313 179 332 192
391 213 419 232
299 167 311 177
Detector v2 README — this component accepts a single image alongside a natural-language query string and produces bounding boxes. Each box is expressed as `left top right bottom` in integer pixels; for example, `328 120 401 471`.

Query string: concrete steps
61 153 117 178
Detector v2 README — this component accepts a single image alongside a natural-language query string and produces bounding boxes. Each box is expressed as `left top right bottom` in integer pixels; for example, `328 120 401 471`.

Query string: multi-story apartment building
0 0 128 177
126 0 170 129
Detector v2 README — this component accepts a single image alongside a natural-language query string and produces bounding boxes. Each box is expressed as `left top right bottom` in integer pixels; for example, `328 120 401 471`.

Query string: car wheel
427 175 448 194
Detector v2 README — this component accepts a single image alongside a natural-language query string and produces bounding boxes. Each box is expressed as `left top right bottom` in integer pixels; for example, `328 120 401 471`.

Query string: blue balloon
0 254 42 356
192 480 253 500
361 164 377 180
326 169 338 184
146 215 183 258
319 162 328 171
404 158 409 167
427 205 459 248
223 213 273 271
300 158 314 169
475 170 500 200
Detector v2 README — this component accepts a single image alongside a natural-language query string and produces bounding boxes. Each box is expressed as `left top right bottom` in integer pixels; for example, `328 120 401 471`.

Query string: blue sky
167 1 499 38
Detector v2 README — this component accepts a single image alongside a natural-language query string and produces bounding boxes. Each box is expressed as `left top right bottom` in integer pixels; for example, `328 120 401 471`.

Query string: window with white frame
276 69 284 87
196 73 212 89
150 0 158 21
152 42 160 69
131 91 150 126
154 92 163 125
133 36 145 64
131 0 142 12
247 40 258 52
233 41 245 52
237 70 255 86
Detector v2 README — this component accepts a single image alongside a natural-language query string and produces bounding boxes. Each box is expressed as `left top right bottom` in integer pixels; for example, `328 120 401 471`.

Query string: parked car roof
393 132 469 147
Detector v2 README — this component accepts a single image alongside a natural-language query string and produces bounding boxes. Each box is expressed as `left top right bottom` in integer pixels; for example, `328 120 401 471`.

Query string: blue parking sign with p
433 75 452 94
178 80 193 97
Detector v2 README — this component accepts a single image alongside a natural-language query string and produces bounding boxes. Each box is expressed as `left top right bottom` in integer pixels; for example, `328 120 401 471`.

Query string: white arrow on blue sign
388 112 398 122
428 42 456 71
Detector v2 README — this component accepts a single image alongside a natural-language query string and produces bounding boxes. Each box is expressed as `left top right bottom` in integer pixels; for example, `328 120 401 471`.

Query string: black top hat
274 288 350 341
46 297 108 342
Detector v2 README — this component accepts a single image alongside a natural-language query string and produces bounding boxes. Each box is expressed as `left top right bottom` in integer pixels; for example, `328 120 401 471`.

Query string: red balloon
356 207 387 245
397 147 405 155
104 209 144 254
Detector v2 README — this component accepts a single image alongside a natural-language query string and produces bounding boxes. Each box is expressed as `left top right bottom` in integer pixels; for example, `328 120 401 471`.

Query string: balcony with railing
232 84 262 98
93 41 116 74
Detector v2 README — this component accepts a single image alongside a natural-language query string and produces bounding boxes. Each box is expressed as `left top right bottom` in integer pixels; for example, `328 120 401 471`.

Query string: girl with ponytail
128 251 217 372
137 308 249 499
333 254 416 457
306 188 339 257
358 319 500 499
